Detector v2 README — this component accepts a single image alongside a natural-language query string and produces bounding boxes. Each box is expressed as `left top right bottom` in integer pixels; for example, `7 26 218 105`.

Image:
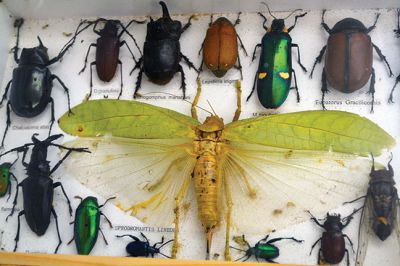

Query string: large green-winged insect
58 80 394 260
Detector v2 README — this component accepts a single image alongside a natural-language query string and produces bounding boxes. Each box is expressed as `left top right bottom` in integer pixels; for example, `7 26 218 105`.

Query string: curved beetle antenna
282 9 303 20
99 196 116 208
261 2 277 19
370 152 375 172
387 152 394 176
206 100 217 116
159 1 171 20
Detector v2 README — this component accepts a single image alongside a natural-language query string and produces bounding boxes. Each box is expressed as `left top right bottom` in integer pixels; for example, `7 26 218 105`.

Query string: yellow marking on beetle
279 72 290 79
258 72 267 79
377 217 389 225
126 193 163 216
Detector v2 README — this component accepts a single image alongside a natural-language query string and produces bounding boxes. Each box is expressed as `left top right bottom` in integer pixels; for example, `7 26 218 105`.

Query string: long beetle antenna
261 2 302 20
261 2 277 19
206 100 217 116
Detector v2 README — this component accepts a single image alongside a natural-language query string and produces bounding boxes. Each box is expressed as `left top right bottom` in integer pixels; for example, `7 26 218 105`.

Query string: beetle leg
198 40 205 56
309 238 321 255
288 12 307 32
388 74 400 103
99 227 109 245
120 40 137 64
234 54 243 80
13 210 25 252
118 21 144 56
181 15 194 34
366 13 380 33
100 211 113 228
1 101 12 148
246 72 258 101
291 69 300 103
368 68 376 113
236 34 248 56
7 173 18 202
79 43 96 74
232 80 242 122
178 64 187 99
343 235 355 253
266 237 303 245
0 80 12 107
67 236 75 245
257 12 268 31
309 45 326 78
6 182 22 221
251 44 261 62
51 74 72 114
130 56 143 76
133 65 144 99
291 43 307 73
344 249 350 266
307 211 325 228
321 10 331 34
265 258 276 263
191 79 201 120
321 68 328 110
372 43 393 77
116 234 140 241
222 166 233 261
88 61 96 100
118 60 123 99
53 182 73 216
50 208 62 253
197 59 204 79
181 53 198 73
209 14 214 27
48 97 55 136
233 12 241 27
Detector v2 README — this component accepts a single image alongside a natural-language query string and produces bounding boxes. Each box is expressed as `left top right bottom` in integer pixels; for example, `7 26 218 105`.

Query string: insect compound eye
279 72 289 79
258 72 267 79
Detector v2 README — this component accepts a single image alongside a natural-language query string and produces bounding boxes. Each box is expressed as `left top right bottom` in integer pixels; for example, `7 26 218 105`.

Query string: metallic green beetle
0 161 17 199
247 4 307 108
70 196 114 255
231 234 303 262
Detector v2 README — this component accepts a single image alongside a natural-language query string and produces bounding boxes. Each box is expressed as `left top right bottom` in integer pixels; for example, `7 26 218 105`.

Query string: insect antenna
99 196 116 208
261 2 277 19
206 100 217 116
282 9 303 20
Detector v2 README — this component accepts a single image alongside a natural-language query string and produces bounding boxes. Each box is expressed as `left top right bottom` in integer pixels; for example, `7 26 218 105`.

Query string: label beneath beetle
12 125 50 130
314 99 382 106
113 225 174 233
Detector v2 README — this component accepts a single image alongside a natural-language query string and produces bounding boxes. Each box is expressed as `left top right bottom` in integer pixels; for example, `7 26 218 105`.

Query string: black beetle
308 210 359 266
0 134 90 253
0 19 88 148
310 10 393 112
78 18 145 99
130 1 198 99
116 233 173 258
345 155 400 265
389 9 400 102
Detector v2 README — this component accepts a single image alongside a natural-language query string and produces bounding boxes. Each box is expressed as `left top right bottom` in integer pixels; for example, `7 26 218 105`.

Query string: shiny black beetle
0 134 90 253
308 210 358 266
130 1 198 99
0 19 87 148
78 18 145 99
116 233 173 258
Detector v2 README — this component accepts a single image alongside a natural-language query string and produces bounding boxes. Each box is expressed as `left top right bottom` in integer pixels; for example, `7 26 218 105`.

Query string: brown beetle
310 10 393 112
198 13 247 79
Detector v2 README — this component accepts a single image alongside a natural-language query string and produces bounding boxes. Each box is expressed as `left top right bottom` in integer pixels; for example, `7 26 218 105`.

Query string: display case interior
0 1 400 265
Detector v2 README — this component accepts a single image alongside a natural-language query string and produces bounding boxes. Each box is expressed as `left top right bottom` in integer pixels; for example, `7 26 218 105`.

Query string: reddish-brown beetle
310 10 393 112
198 13 247 79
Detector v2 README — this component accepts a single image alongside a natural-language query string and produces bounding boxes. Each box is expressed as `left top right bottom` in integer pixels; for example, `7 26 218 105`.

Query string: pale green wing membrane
58 99 200 139
224 110 395 156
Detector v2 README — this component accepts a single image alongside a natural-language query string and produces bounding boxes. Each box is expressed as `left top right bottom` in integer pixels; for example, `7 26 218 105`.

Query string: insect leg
133 65 144 99
372 44 393 76
307 211 325 228
12 19 24 63
309 238 321 255
117 60 123 99
0 80 12 107
88 62 96 100
178 64 187 99
232 80 241 122
291 43 307 73
395 9 400 37
7 172 18 202
99 227 109 245
50 208 62 253
51 75 72 115
6 182 22 221
1 102 12 148
309 45 326 78
344 235 355 253
234 53 243 80
223 167 233 261
53 182 73 216
321 68 328 110
257 12 268 31
13 210 25 252
100 211 113 228
78 43 96 74
288 12 307 32
266 237 303 245
233 12 242 26
120 40 137 63
130 56 143 75
236 33 248 56
388 74 400 103
118 20 145 56
191 79 201 120
67 236 75 245
291 69 300 103
246 72 258 101
251 44 261 62
366 13 380 33
345 249 350 266
181 15 194 34
181 53 199 73
46 98 55 136
198 39 205 56
116 234 140 241
209 14 214 26
321 10 331 34
171 176 191 259
197 59 204 79
368 68 376 113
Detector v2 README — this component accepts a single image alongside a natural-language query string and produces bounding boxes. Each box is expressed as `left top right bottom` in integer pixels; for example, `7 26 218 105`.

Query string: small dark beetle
0 134 90 253
230 234 303 262
68 196 114 255
198 13 247 79
247 3 307 109
310 10 393 112
389 9 400 103
130 1 198 99
0 19 87 147
345 155 400 265
78 18 145 99
116 232 173 258
308 210 358 266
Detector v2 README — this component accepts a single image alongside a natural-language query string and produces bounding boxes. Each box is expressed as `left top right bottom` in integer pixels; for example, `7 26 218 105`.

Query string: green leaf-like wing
223 110 395 156
58 99 200 139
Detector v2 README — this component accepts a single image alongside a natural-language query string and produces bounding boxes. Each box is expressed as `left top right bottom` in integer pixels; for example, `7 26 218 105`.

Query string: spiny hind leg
191 78 202 120
223 171 233 260
232 80 241 122
172 177 191 259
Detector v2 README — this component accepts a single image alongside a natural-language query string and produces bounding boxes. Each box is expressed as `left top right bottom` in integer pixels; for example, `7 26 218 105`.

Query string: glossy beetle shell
203 17 238 77
96 36 120 82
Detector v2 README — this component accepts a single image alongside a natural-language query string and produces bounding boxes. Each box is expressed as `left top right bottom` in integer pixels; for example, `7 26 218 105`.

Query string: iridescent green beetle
69 196 115 255
247 3 307 108
0 161 17 199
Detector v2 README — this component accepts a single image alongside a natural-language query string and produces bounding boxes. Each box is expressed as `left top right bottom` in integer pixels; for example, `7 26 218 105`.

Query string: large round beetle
310 10 393 112
130 1 198 99
247 3 308 109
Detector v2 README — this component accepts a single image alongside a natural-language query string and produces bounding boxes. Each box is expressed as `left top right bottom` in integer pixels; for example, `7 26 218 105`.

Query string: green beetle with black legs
247 3 307 108
231 234 303 262
69 196 115 255
0 161 18 200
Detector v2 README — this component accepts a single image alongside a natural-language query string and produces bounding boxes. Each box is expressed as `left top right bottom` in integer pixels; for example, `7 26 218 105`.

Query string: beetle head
370 156 395 184
19 36 49 65
270 19 286 32
323 213 343 230
101 20 119 36
159 1 172 22
331 18 368 34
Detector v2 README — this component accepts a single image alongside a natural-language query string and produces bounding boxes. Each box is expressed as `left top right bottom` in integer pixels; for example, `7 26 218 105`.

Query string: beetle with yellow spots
247 3 307 108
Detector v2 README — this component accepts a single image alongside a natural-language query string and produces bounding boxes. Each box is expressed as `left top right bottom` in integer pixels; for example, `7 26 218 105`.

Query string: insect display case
0 0 400 265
